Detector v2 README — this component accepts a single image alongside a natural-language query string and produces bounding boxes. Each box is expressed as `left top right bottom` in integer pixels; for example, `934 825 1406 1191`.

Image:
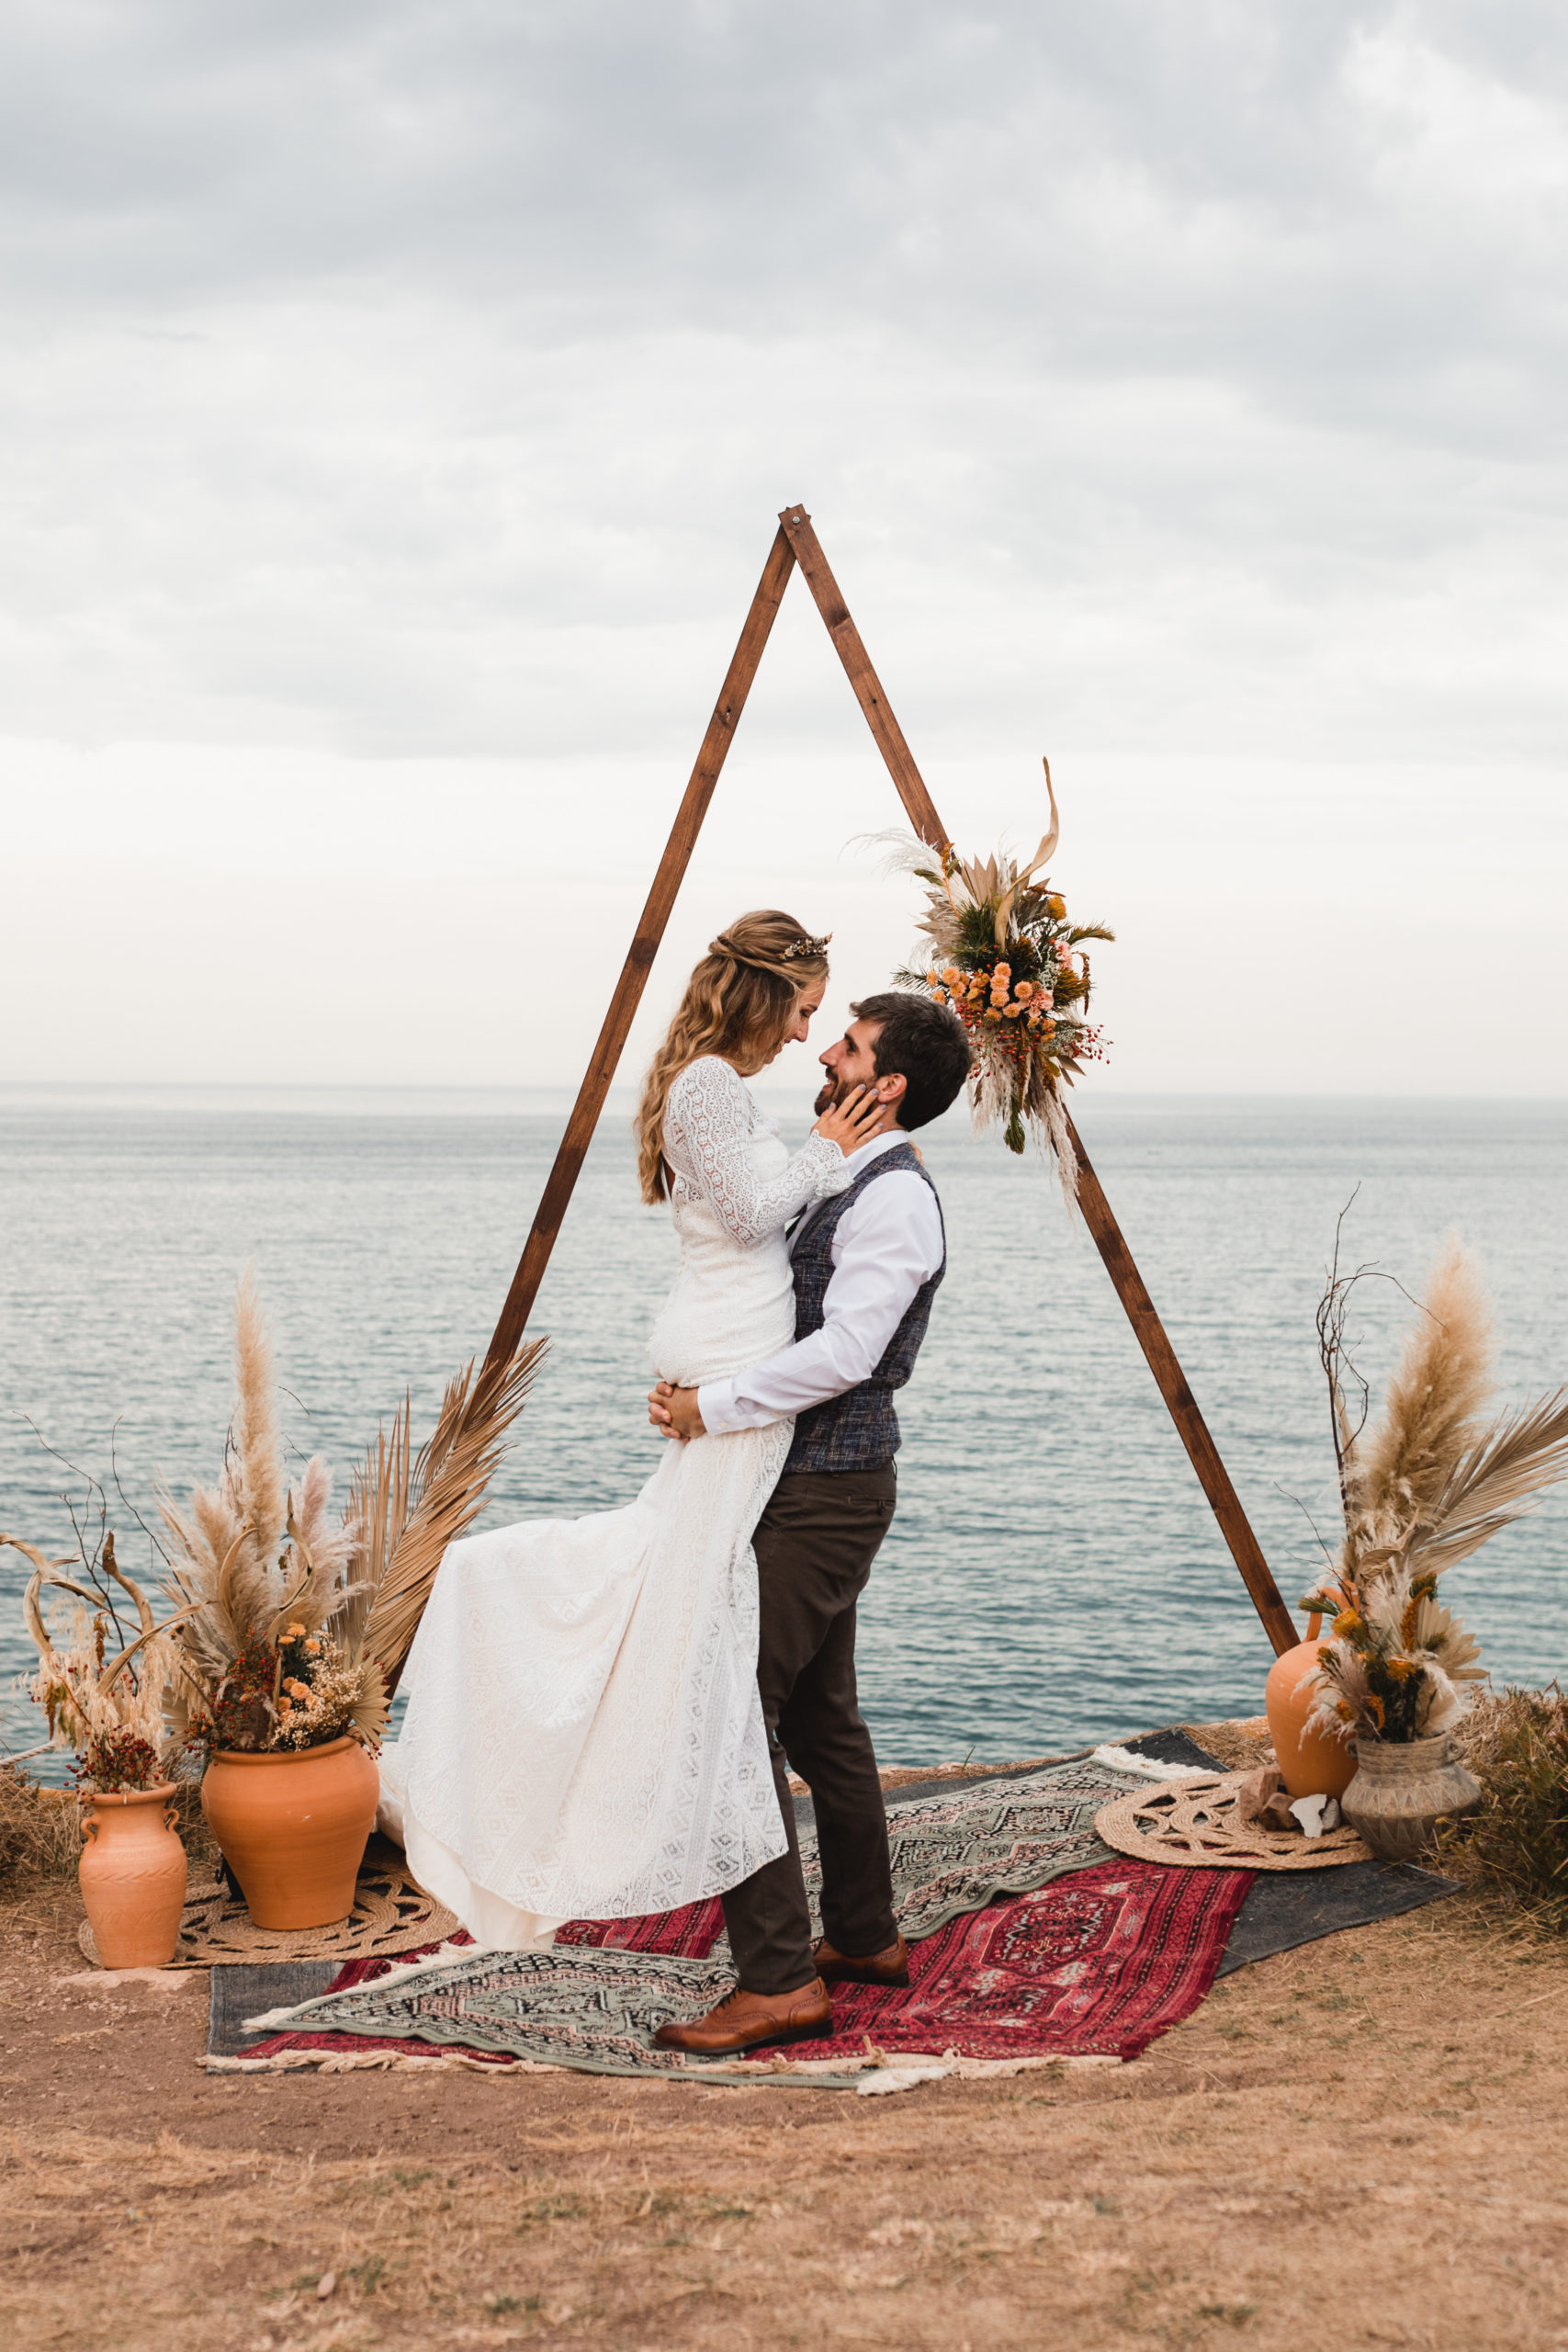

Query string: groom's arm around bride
648 990 972 2055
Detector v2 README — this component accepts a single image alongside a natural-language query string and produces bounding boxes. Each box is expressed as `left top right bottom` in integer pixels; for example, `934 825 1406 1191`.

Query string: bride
382 911 885 1947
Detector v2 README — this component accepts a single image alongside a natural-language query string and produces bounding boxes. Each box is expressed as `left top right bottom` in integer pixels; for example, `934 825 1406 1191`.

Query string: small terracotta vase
202 1736 379 1929
1265 1639 1357 1801
1342 1732 1481 1863
79 1783 188 1969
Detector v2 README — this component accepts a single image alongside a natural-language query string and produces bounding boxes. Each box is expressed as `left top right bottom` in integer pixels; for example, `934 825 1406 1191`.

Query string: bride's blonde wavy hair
635 910 831 1204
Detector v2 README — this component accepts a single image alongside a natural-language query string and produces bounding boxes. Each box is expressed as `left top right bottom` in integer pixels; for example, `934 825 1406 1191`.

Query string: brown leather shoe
813 1932 910 1988
653 1976 833 2054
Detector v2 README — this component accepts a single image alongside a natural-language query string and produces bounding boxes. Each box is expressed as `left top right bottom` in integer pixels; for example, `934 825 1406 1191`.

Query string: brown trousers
720 1464 899 1995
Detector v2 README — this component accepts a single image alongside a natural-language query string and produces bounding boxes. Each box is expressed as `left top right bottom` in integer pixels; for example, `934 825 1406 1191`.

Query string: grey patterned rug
234 1754 1145 2077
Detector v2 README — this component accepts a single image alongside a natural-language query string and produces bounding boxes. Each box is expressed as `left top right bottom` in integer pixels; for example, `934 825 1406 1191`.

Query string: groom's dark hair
852 992 971 1132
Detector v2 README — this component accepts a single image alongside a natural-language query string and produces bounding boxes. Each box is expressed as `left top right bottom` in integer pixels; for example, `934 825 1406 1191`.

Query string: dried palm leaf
334 1396 413 1662
363 1340 548 1683
1413 1388 1568 1579
347 1657 390 1750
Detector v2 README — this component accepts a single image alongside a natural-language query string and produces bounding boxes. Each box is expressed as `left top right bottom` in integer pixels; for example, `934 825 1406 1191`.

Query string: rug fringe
201 2049 551 2075
199 2045 1123 2086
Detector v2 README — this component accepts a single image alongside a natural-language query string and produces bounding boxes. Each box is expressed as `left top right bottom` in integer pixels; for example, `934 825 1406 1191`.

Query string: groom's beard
814 1075 848 1116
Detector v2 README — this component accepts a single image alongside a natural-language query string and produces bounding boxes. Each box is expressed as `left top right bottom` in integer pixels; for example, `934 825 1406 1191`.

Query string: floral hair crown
782 931 832 961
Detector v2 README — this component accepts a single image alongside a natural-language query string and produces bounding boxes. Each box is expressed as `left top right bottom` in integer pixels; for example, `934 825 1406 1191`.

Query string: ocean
3 1089 1565 1781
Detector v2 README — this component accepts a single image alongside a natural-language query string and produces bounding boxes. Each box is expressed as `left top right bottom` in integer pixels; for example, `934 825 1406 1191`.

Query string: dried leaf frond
1415 1388 1568 1579
363 1341 549 1684
336 1396 413 1664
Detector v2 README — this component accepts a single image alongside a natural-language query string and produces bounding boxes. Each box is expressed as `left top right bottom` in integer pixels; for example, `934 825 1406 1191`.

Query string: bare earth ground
5 1733 1567 2352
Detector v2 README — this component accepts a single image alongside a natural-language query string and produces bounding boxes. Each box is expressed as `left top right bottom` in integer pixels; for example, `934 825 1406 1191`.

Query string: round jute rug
1095 1772 1370 1871
79 1849 459 1968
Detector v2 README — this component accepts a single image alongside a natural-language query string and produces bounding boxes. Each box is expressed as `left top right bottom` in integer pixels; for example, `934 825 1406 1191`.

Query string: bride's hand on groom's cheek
813 1083 891 1156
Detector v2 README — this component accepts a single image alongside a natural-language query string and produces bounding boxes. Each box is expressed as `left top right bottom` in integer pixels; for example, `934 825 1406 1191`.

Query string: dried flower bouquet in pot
1291 1230 1568 1861
6 1526 195 1964
11 1268 546 1936
162 1271 544 1928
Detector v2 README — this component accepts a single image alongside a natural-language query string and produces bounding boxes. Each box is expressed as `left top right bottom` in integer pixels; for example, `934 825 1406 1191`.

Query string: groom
646 990 971 2054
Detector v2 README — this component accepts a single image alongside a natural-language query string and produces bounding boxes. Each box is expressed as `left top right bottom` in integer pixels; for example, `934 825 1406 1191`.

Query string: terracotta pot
79 1782 187 1969
1265 1638 1357 1801
1342 1732 1481 1863
202 1736 379 1929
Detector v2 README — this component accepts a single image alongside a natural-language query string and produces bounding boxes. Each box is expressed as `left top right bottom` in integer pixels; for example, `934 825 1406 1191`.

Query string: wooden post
776 505 946 844
1063 1121 1299 1653
481 525 796 1373
777 503 1298 1653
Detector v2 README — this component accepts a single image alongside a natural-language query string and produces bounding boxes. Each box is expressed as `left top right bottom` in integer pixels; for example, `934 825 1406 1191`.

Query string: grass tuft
0 1764 81 1884
1441 1687 1568 1928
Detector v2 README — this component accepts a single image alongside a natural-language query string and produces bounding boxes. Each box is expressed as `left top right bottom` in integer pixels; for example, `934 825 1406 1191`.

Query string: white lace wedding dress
380 1057 852 1948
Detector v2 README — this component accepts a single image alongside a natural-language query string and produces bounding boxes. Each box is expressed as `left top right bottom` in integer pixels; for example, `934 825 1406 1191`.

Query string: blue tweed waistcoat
783 1140 946 1475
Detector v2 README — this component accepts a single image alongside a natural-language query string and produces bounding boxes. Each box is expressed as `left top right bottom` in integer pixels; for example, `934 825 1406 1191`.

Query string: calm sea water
3 1090 1565 1781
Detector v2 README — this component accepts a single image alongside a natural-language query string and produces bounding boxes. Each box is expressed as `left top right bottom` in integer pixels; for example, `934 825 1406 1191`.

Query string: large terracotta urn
79 1783 188 1969
1342 1732 1481 1862
202 1736 379 1929
1265 1639 1357 1801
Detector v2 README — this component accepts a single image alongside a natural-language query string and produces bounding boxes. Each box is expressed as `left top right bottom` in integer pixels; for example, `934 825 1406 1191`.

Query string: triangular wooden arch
483 505 1297 1656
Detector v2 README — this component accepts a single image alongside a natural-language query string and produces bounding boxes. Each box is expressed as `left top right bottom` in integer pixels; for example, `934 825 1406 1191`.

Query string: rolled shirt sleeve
697 1166 944 1434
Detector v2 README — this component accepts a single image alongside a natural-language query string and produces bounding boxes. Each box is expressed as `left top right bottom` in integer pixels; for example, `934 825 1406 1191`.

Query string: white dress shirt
697 1129 944 1435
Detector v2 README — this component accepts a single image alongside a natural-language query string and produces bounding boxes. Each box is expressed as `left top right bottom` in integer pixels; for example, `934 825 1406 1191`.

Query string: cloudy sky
3 1 1565 1095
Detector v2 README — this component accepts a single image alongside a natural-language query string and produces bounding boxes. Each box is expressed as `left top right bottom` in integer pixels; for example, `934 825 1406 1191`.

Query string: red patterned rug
234 1858 1248 2074
765 1859 1251 2063
557 1897 723 1957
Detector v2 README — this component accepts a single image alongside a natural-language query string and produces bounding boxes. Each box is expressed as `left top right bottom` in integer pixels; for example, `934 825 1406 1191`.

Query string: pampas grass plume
1351 1238 1495 1532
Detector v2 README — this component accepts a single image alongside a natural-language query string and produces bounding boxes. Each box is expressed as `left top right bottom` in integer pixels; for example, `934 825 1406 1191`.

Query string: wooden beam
777 505 946 847
777 503 1298 1654
481 525 797 1373
1062 1118 1299 1653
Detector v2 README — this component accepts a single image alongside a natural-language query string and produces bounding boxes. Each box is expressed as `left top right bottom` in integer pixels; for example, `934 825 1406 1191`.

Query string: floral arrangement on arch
1299 1230 1568 1747
887 762 1112 1192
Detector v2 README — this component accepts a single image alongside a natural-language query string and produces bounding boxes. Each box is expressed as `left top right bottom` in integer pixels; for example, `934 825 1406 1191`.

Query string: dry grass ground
5 1860 1568 2351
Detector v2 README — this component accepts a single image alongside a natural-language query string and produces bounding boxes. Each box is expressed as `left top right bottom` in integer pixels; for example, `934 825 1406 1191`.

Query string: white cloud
1 2 1564 1090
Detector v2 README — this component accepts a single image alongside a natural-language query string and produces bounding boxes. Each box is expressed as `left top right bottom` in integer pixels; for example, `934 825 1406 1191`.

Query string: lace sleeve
663 1057 852 1247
